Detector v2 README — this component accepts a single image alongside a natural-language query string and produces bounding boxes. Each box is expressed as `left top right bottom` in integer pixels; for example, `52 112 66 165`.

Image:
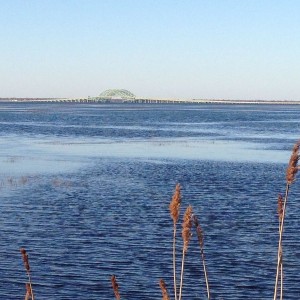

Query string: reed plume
111 275 121 300
193 215 210 300
20 248 34 300
277 193 283 223
169 183 181 300
179 205 193 300
286 142 300 184
159 279 170 300
274 141 300 300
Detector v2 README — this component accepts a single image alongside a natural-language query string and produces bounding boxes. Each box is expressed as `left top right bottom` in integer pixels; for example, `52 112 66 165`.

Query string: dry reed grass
274 140 300 300
111 274 121 300
0 175 30 190
179 205 193 300
193 214 210 299
169 183 181 300
20 248 34 300
159 279 170 300
24 283 32 300
277 193 284 300
169 183 181 225
286 142 300 184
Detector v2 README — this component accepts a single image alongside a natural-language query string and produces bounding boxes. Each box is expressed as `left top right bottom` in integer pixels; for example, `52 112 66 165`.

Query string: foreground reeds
193 214 210 300
277 193 284 300
111 275 121 300
273 141 300 300
20 248 34 300
179 205 193 300
169 183 181 300
159 279 170 300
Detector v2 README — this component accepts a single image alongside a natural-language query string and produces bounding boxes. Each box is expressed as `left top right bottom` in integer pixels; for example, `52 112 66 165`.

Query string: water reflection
0 134 291 176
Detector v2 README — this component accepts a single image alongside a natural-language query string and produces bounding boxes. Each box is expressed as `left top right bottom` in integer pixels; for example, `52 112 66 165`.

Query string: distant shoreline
0 97 300 105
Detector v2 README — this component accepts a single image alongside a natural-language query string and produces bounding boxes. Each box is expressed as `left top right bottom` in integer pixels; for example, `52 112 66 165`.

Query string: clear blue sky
1 0 299 100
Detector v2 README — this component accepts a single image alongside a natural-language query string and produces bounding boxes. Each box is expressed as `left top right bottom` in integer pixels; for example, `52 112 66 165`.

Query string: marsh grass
167 187 211 300
0 175 30 189
273 141 300 300
179 205 193 300
111 275 121 300
169 183 181 300
159 279 170 300
193 214 210 300
20 248 34 300
277 193 284 300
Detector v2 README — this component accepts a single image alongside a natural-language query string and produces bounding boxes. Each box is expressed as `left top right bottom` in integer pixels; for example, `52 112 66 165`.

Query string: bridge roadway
2 97 300 105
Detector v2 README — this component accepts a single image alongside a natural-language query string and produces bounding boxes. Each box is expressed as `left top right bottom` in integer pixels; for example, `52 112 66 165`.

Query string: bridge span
1 97 300 105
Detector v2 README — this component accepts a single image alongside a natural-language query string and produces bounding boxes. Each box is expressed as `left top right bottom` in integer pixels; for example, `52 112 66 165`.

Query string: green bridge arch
99 89 136 99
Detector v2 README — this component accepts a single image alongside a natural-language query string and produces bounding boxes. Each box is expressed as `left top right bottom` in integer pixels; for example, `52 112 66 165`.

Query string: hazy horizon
1 0 300 101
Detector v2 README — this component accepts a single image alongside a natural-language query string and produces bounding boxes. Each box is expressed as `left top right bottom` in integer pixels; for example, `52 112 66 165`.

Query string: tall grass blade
179 205 193 300
169 183 181 300
111 275 121 300
193 215 210 300
20 248 34 300
274 141 299 300
159 279 171 300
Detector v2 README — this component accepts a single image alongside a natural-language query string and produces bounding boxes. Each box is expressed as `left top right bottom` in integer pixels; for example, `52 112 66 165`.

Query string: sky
0 0 300 100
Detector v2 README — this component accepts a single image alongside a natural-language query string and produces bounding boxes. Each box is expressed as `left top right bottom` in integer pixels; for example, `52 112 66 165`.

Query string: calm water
0 102 300 299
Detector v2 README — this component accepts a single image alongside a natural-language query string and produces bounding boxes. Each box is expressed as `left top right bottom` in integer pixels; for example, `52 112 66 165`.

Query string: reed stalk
159 279 171 300
111 275 121 300
193 215 210 300
277 194 284 300
179 205 193 300
169 183 181 300
20 248 34 300
274 185 289 300
274 141 299 300
280 246 283 300
24 283 31 300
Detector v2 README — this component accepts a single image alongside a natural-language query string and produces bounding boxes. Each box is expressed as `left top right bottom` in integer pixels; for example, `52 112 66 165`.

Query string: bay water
0 102 300 299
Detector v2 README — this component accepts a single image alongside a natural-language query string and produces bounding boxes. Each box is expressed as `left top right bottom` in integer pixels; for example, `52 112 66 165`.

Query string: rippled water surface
1 102 300 299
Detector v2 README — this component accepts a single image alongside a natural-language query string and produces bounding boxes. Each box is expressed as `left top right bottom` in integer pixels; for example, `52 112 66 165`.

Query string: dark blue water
0 103 300 299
